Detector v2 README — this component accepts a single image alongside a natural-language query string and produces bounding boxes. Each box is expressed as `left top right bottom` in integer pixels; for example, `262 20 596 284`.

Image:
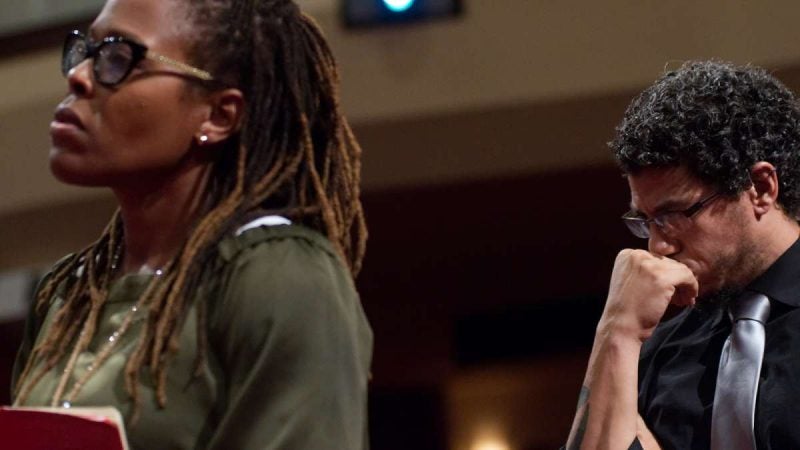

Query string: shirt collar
747 237 800 308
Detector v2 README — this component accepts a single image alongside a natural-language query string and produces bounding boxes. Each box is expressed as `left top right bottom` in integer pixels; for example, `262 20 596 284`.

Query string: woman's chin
49 152 105 187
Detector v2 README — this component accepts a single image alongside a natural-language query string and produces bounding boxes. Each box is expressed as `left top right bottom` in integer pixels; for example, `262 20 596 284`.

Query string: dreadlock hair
14 0 367 421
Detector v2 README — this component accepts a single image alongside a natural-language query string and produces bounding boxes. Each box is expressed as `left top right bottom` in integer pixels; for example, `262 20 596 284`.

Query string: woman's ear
749 161 779 217
194 88 245 145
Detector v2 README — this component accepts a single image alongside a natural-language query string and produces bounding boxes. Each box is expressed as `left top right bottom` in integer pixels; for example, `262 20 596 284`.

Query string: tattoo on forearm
576 385 590 409
567 386 590 450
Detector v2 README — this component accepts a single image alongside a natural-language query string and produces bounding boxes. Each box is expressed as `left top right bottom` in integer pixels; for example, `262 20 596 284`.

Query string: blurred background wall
2 1 800 449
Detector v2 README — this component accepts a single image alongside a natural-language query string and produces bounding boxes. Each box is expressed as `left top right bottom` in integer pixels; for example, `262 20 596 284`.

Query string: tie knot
729 291 771 323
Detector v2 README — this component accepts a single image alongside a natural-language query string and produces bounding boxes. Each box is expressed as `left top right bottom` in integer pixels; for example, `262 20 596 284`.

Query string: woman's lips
50 107 88 149
52 107 85 130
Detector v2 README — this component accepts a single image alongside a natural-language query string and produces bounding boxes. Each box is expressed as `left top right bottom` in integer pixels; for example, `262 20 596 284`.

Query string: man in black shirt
565 61 800 449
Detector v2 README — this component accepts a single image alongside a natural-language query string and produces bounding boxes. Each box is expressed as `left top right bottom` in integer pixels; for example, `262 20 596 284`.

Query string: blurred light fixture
342 0 462 28
471 437 511 450
470 426 512 450
383 0 415 12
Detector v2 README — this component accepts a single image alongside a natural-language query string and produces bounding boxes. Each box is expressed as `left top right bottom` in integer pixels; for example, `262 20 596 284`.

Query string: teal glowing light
383 0 415 13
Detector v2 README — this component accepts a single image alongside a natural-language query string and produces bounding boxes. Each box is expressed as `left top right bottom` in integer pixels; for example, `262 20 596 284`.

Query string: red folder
0 406 129 450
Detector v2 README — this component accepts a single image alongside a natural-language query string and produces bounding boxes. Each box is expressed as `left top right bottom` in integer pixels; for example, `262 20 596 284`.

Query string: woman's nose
66 59 94 98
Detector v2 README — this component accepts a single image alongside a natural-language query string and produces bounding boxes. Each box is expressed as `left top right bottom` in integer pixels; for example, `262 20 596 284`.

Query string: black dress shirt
637 238 800 449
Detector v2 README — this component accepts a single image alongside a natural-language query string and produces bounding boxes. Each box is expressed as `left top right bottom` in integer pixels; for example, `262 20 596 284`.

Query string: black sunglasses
62 30 214 87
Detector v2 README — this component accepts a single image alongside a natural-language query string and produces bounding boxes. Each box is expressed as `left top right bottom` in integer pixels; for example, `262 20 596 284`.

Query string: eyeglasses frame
62 30 214 87
621 192 722 239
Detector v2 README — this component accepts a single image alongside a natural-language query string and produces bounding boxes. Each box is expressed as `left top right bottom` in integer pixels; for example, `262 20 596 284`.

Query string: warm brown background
2 1 800 449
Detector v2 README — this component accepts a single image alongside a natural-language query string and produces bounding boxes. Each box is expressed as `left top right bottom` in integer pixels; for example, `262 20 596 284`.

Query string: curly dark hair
611 60 800 217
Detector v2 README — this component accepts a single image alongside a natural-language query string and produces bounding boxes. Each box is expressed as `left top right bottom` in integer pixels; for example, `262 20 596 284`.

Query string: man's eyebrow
652 198 692 214
629 197 687 217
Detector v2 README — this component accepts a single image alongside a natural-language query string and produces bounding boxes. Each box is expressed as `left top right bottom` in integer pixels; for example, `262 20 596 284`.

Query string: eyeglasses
62 30 214 87
622 192 721 239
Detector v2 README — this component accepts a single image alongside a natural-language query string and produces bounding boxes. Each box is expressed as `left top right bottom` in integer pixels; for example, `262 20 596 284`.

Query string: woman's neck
114 164 211 274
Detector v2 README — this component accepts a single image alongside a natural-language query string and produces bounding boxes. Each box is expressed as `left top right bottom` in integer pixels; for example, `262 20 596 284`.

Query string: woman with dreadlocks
11 0 371 448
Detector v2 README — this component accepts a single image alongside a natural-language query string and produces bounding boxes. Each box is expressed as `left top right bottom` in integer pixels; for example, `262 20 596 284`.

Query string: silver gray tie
710 291 771 450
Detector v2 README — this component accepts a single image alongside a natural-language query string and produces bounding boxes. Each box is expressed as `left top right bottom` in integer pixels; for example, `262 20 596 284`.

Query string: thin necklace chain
52 300 145 408
50 245 164 408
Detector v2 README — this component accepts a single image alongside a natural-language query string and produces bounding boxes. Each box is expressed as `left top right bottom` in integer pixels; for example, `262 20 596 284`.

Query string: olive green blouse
12 224 373 450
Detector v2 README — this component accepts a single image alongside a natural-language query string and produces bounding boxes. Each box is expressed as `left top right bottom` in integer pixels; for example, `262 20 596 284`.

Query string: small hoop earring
199 135 209 144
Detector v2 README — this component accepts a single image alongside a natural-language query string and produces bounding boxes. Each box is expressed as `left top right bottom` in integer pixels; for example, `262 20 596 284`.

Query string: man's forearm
566 328 642 450
565 249 694 449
